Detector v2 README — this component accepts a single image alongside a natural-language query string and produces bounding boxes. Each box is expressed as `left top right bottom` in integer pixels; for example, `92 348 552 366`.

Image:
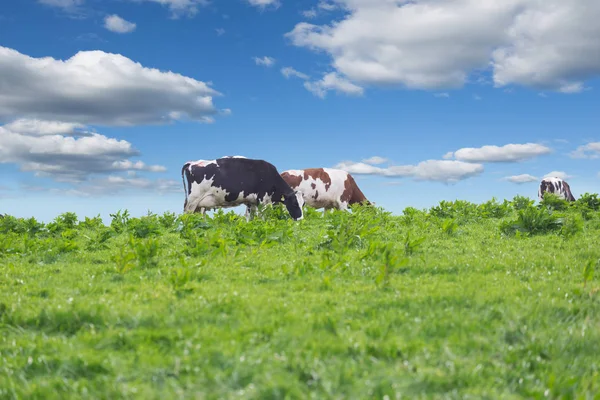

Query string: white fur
283 168 351 210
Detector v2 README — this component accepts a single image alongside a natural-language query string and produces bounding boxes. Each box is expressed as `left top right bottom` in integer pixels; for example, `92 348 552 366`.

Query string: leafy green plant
511 195 535 211
500 206 564 236
540 192 570 211
576 193 600 211
109 209 131 233
373 243 409 287
560 214 583 238
583 259 597 288
478 198 511 219
441 218 458 235
403 231 426 255
128 215 162 239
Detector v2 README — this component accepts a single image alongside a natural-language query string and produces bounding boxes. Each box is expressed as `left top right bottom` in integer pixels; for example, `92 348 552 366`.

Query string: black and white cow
538 177 576 202
181 156 305 221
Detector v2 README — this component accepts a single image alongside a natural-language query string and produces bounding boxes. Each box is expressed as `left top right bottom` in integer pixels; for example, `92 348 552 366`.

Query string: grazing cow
181 156 305 221
538 177 576 202
280 168 371 210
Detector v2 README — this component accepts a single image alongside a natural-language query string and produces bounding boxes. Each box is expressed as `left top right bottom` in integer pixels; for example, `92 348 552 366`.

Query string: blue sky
1 0 599 222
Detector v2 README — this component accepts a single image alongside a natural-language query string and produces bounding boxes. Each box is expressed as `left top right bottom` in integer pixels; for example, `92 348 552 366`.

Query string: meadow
1 193 599 399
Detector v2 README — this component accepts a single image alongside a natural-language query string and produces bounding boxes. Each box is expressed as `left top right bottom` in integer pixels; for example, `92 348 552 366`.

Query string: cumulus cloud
361 156 387 165
134 0 209 18
281 67 310 80
503 174 538 184
334 159 484 183
254 56 276 67
304 72 364 98
285 0 600 93
446 143 552 163
544 171 572 180
0 120 166 184
104 14 136 33
569 142 600 159
0 46 225 126
3 119 90 136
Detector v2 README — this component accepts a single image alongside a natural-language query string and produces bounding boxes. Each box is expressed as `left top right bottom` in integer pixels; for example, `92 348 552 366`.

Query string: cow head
283 190 305 220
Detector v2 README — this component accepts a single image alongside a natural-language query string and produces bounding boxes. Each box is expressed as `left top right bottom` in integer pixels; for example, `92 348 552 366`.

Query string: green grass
1 194 600 399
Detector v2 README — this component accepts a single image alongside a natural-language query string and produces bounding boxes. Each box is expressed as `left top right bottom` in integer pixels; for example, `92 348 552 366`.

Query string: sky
1 0 599 222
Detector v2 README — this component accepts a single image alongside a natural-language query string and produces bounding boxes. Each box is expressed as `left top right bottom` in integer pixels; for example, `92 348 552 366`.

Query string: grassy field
1 193 600 399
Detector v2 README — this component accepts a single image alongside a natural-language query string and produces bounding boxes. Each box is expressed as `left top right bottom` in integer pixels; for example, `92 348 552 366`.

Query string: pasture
1 193 599 399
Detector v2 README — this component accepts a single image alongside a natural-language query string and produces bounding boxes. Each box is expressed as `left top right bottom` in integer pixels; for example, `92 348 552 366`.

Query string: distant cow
280 168 371 211
538 177 576 202
181 156 305 221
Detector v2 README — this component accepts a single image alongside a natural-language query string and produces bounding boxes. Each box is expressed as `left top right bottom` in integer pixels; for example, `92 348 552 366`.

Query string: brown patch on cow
311 183 316 189
303 168 332 191
281 171 302 188
341 173 370 205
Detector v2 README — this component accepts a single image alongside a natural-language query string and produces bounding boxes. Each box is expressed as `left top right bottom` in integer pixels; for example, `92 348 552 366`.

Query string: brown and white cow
538 177 576 202
280 168 371 211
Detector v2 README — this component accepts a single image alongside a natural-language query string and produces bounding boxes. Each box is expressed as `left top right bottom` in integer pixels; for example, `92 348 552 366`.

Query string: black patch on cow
182 157 303 219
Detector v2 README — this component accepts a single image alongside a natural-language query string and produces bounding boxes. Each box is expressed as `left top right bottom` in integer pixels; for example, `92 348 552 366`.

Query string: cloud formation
254 56 276 67
286 0 600 93
361 156 387 165
3 119 90 136
569 142 600 159
544 171 572 180
445 143 552 163
134 0 208 18
0 46 224 126
247 0 280 9
104 14 136 33
281 67 310 80
0 120 166 184
335 159 484 183
503 174 538 184
304 72 364 98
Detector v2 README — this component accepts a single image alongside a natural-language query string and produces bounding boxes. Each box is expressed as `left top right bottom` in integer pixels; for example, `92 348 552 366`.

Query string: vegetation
1 193 600 399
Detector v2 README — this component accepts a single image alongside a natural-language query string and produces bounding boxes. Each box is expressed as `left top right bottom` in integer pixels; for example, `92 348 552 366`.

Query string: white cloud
134 0 209 18
38 0 83 10
104 14 136 34
434 93 450 98
0 121 166 183
281 67 310 80
446 143 552 163
334 159 484 183
247 0 280 9
304 72 364 98
3 119 90 136
302 9 318 18
569 142 600 159
286 0 600 93
215 28 225 36
317 1 336 11
0 46 225 126
361 156 387 165
503 174 538 184
253 56 276 67
544 171 572 180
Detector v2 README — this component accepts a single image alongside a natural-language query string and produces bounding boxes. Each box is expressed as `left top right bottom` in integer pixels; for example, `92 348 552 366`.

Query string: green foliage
576 193 600 211
500 206 564 236
511 195 535 211
1 196 600 399
540 192 570 211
